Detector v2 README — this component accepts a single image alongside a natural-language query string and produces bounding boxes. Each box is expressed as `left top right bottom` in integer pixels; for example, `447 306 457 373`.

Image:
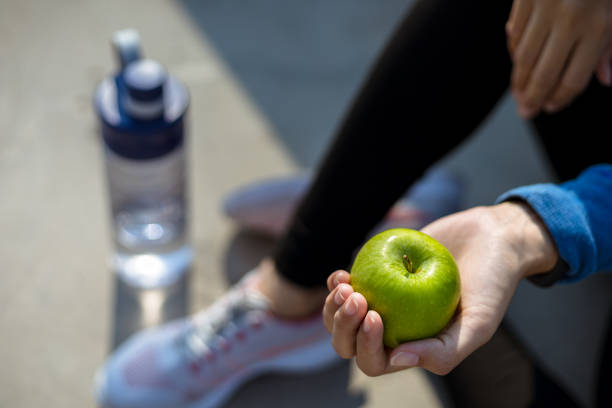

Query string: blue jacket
497 164 612 283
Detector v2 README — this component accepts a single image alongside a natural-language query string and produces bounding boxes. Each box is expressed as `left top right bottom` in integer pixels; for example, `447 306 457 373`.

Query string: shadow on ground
111 271 190 349
178 0 410 167
225 361 363 408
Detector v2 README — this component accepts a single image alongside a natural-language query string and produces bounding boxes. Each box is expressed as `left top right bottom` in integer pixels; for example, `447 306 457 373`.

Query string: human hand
322 202 558 376
506 0 612 118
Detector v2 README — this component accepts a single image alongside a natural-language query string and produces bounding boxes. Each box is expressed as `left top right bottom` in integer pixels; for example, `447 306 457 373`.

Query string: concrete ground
1 1 611 407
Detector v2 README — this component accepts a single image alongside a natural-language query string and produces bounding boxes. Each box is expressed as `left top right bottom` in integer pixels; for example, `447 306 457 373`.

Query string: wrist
490 201 559 279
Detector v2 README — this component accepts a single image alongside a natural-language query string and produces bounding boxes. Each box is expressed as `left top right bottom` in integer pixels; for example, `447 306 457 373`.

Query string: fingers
544 33 605 113
331 292 368 359
515 27 576 117
323 283 392 375
506 0 534 55
391 313 494 375
323 283 353 332
511 8 550 93
323 269 352 334
511 1 612 115
326 269 350 291
355 310 391 376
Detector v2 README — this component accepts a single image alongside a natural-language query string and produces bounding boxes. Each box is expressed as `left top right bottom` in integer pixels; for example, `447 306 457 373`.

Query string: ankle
256 259 328 319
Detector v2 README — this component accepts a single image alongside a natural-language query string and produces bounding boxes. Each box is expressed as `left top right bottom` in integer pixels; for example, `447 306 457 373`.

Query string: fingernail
344 294 358 315
390 352 419 367
334 287 346 306
362 312 373 333
332 276 340 287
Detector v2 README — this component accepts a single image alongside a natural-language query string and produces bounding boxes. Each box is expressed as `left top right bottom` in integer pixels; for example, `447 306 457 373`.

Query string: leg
274 0 513 289
532 77 612 181
443 322 580 408
596 304 612 407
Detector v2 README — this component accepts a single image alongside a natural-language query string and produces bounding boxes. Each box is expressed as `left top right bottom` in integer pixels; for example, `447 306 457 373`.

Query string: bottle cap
112 29 142 69
123 59 167 120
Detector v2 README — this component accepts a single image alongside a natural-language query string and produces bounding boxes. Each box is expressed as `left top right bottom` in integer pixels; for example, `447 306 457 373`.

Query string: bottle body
105 142 186 254
104 143 192 289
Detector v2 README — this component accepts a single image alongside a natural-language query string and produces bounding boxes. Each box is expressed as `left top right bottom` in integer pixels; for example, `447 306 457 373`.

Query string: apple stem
403 254 414 274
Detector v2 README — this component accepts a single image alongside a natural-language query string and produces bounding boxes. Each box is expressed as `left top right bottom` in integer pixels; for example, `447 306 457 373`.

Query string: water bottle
95 29 192 289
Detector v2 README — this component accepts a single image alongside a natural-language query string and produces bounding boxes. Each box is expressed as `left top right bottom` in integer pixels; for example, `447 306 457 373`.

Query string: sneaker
222 165 463 237
223 172 312 237
95 272 339 408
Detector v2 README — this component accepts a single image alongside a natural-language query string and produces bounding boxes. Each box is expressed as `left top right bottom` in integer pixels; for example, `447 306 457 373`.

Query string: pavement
1 1 611 407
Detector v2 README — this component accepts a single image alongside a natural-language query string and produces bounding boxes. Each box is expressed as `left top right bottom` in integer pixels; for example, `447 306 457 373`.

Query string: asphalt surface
1 1 611 407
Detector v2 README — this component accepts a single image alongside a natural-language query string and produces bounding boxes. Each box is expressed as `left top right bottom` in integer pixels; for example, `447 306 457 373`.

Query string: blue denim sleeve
496 164 612 283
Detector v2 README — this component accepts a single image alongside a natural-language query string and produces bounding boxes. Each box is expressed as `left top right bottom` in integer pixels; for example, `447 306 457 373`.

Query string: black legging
274 0 611 288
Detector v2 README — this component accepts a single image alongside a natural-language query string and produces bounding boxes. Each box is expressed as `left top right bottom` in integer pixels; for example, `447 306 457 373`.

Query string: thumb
389 314 493 375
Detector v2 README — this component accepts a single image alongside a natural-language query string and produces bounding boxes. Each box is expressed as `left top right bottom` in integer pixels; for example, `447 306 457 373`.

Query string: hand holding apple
323 202 558 376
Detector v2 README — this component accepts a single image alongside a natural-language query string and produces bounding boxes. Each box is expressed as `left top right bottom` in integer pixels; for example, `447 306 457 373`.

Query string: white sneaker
223 165 463 236
95 272 339 408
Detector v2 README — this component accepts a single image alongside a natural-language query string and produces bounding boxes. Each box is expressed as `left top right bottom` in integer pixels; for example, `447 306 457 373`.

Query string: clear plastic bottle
95 29 192 289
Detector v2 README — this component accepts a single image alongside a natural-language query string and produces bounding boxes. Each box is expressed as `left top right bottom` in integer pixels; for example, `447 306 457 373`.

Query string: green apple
350 228 460 348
